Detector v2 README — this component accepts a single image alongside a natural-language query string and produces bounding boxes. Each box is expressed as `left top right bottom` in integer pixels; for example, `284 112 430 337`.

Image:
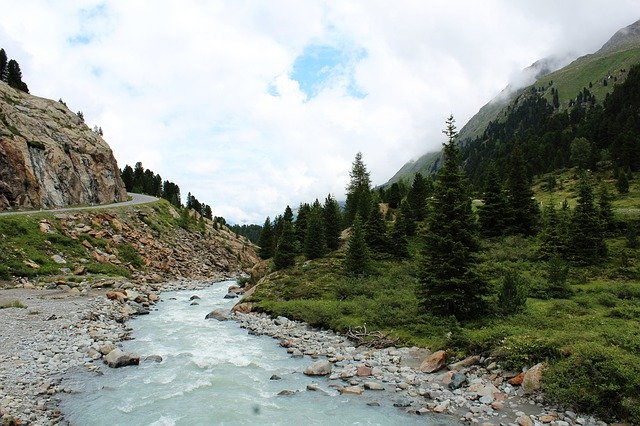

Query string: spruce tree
6 59 28 93
304 201 327 259
0 48 7 82
364 198 389 253
283 205 294 222
387 182 402 209
400 199 416 236
478 162 508 237
389 210 409 258
121 165 134 191
569 176 607 264
294 203 311 249
598 184 615 234
273 220 296 270
407 172 429 222
258 217 275 259
344 214 370 277
506 147 539 236
538 201 567 259
418 115 489 320
323 194 342 251
344 152 372 227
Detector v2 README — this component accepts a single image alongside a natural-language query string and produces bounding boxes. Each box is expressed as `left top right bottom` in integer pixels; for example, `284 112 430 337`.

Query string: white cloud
2 1 639 223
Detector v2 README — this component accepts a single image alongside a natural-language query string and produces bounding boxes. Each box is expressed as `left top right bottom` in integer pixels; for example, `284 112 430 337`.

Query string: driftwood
346 325 399 349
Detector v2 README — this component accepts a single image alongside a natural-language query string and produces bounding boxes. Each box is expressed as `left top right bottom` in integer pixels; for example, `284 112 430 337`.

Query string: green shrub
544 344 640 423
0 300 26 309
118 243 143 268
497 270 528 316
547 257 572 298
86 262 130 278
494 335 561 370
596 292 618 308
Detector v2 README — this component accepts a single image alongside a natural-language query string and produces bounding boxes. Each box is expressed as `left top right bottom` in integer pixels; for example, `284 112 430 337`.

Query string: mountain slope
385 18 640 186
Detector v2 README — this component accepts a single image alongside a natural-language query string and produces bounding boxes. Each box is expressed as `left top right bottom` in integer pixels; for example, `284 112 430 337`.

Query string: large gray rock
303 360 332 376
104 348 140 368
205 308 231 321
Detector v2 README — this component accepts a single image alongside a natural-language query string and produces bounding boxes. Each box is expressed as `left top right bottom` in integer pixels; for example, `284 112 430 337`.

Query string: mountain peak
597 18 640 54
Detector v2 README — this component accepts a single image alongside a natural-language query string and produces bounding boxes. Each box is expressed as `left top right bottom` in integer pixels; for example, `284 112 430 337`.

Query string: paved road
0 193 159 216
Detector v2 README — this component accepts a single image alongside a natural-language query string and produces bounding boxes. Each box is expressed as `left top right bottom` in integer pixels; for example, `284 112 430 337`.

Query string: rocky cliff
0 82 127 210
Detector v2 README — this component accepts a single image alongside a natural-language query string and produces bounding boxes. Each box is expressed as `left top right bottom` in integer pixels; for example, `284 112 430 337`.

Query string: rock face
0 82 127 210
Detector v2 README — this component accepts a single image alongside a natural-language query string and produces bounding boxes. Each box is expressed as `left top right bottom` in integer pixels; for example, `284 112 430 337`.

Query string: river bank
0 280 608 425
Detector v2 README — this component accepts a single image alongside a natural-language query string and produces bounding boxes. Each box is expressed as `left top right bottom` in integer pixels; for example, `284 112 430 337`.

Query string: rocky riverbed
0 281 608 426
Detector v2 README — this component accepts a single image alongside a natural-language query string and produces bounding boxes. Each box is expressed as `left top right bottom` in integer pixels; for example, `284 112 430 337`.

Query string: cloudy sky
2 1 639 223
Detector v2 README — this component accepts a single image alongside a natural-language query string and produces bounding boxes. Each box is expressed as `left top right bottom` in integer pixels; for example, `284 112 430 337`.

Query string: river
60 280 458 425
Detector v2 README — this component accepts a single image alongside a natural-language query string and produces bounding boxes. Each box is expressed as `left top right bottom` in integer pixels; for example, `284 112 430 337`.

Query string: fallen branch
346 324 399 349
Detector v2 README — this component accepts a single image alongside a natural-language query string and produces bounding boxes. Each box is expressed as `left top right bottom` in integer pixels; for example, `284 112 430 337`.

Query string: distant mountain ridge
384 18 640 186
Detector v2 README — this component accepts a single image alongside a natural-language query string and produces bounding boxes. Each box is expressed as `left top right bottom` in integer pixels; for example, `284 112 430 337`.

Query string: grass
0 300 26 309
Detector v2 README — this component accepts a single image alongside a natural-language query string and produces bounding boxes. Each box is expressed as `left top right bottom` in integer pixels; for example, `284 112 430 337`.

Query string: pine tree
387 182 402 209
569 176 607 264
364 198 389 253
344 152 372 227
400 199 416 236
506 147 539 236
497 270 527 316
538 201 567 259
407 172 430 222
0 49 7 82
389 210 409 258
258 217 275 259
6 59 28 93
323 194 342 251
598 184 615 234
273 220 296 270
132 162 144 193
121 165 134 191
304 201 326 259
418 115 489 320
344 214 370 277
283 205 294 222
478 162 508 237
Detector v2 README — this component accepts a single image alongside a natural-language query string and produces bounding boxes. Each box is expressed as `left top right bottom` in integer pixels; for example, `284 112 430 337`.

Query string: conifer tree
344 152 372 227
389 210 409 258
294 203 311 249
364 198 389 253
132 162 144 193
258 217 275 259
387 182 402 209
569 176 607 264
283 205 294 223
539 201 567 259
273 220 296 270
418 115 489 320
0 49 7 82
598 184 615 234
478 162 508 237
407 172 429 222
304 201 327 259
344 214 370 277
6 59 28 93
617 170 629 194
399 199 416 236
121 165 134 191
506 147 539 236
323 194 342 251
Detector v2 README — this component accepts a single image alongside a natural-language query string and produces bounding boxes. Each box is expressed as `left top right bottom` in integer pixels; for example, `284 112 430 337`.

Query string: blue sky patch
290 44 367 100
67 3 108 46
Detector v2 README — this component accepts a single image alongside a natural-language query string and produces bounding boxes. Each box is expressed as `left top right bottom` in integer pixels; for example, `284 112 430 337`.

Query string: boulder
144 355 163 363
104 348 140 368
205 308 231 321
232 303 252 314
340 386 363 395
523 363 544 394
189 295 200 300
364 381 384 390
356 365 372 377
51 254 66 264
419 350 447 373
448 372 467 390
223 292 239 299
303 360 332 376
508 372 525 386
448 355 480 371
517 415 533 426
277 390 296 396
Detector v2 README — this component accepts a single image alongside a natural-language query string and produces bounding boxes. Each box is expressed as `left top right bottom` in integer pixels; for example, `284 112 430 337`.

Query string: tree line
0 48 29 93
258 113 623 321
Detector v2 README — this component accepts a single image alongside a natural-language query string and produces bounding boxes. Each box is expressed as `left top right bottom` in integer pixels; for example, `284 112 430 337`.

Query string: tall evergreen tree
323 194 342 251
387 182 402 209
389 209 410 258
273 220 296 270
283 205 294 223
258 217 275 259
0 49 7 82
407 172 429 222
506 147 539 236
478 162 509 237
294 203 311 249
6 59 28 93
538 201 567 259
598 184 615 234
132 162 144 193
344 214 370 277
344 152 372 227
364 198 389 253
399 199 416 236
418 115 489 320
569 176 607 264
121 165 134 191
304 201 327 259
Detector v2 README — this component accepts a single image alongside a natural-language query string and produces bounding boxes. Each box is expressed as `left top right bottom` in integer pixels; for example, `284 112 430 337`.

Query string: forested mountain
386 18 640 187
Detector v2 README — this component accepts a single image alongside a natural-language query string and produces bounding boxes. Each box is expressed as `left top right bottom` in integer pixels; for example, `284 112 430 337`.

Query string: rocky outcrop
0 82 127 210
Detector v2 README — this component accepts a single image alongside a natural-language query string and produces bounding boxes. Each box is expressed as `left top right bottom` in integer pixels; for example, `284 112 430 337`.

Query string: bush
494 335 561 370
547 257 571 298
544 344 640 423
497 270 528 316
118 243 143 268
